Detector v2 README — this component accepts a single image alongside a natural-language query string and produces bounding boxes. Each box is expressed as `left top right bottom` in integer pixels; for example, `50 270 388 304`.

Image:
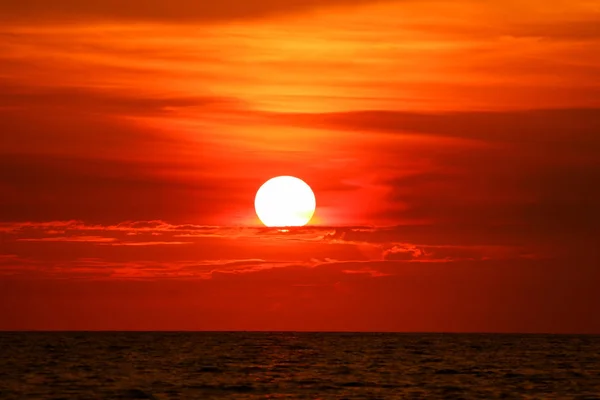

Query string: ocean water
0 332 598 399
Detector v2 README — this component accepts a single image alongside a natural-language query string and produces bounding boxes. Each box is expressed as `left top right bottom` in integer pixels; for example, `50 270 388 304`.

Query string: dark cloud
0 153 229 223
0 92 202 160
409 18 600 42
272 108 599 243
0 0 393 23
516 20 600 41
103 241 193 246
278 108 600 147
0 83 239 116
17 236 117 243
381 147 600 241
0 84 253 224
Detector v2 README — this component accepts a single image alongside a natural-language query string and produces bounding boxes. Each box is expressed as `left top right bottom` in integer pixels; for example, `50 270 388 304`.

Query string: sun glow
255 176 316 227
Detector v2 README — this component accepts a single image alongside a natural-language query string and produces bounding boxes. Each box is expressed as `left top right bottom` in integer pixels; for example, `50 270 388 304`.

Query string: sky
0 0 599 332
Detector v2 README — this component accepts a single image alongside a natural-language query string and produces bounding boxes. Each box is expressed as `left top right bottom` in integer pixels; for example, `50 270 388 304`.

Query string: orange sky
0 0 599 332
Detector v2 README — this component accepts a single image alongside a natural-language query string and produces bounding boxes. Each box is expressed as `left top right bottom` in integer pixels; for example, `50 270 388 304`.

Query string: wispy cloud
0 220 545 283
102 241 194 246
17 236 117 243
0 0 388 23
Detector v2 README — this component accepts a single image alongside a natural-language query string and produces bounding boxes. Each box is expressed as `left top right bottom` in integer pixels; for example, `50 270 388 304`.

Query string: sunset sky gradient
1 0 599 332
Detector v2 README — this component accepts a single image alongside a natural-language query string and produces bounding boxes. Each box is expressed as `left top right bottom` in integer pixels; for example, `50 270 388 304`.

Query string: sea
0 332 598 399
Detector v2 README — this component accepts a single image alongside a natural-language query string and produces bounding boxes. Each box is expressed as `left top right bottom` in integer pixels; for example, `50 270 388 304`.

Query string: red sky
1 0 599 332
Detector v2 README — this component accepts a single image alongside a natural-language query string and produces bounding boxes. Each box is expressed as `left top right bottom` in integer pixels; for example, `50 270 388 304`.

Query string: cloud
17 236 117 243
0 0 395 23
0 220 83 233
0 83 238 116
383 245 427 261
2 255 598 332
105 241 193 246
276 108 600 145
0 152 238 223
1 219 547 251
341 267 391 277
1 0 598 233
0 220 542 283
514 20 600 42
263 108 599 239
0 254 303 280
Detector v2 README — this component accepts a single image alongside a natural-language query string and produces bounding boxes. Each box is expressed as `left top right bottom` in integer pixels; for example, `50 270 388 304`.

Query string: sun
255 176 316 227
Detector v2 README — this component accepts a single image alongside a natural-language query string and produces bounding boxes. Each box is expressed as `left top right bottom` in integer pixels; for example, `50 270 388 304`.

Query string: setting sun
255 176 316 227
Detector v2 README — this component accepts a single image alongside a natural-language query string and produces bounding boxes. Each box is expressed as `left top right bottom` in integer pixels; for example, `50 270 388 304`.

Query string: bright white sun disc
255 176 316 227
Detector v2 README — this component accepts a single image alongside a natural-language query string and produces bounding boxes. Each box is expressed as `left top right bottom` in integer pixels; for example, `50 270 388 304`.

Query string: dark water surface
1 332 599 399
